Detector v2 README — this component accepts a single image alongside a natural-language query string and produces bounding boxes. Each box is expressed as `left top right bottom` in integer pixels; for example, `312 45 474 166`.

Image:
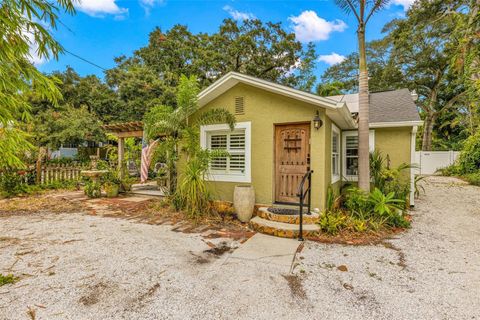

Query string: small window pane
346 157 358 176
211 157 227 171
229 154 245 172
332 133 338 153
346 136 358 149
229 133 245 150
210 135 227 149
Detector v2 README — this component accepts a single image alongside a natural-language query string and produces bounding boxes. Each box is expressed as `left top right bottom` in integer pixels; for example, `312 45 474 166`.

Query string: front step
249 216 320 239
256 207 319 224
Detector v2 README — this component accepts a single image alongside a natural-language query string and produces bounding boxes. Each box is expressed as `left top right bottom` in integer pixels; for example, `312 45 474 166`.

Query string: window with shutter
342 130 375 181
332 125 340 182
202 122 252 183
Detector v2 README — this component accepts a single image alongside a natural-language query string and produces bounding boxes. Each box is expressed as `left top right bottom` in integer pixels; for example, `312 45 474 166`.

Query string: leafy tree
31 105 105 150
110 19 317 121
106 58 173 121
334 0 390 191
29 67 122 123
387 1 467 151
0 0 75 169
321 39 404 93
316 81 345 96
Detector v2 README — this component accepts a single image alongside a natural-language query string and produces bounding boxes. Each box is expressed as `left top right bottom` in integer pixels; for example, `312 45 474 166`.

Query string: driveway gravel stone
0 176 479 319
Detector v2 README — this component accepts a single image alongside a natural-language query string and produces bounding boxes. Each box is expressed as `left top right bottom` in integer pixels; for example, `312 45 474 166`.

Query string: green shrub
464 172 480 186
0 171 29 197
457 132 480 174
438 163 461 176
343 187 370 219
368 188 409 228
318 211 347 235
369 151 412 203
84 180 101 198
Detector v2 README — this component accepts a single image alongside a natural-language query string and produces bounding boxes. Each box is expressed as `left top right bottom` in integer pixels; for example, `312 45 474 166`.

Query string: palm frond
195 108 236 130
335 0 361 21
365 0 391 24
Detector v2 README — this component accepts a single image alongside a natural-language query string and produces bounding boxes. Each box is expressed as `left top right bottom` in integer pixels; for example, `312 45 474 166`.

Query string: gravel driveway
1 176 479 319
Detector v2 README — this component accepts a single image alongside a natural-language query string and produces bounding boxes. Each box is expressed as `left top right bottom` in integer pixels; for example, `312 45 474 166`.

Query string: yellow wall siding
374 127 413 182
190 83 327 209
374 127 412 167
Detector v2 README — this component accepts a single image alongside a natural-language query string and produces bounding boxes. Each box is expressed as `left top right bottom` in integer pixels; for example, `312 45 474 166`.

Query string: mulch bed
0 191 85 217
306 226 408 246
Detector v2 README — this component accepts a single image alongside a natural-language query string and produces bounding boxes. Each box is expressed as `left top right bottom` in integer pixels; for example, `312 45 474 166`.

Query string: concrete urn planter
234 185 255 222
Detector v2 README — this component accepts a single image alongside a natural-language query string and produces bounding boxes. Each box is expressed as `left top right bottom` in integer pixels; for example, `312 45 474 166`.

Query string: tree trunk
422 113 436 151
36 147 46 184
357 23 370 192
421 90 438 151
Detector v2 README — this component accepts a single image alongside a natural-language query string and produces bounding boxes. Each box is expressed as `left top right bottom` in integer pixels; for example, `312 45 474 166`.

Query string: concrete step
249 216 320 239
130 189 165 197
256 207 319 225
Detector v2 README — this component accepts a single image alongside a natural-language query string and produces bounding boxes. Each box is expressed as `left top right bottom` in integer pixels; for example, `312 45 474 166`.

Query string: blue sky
36 0 413 80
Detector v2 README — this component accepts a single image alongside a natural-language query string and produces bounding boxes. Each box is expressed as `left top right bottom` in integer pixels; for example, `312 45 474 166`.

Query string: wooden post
118 137 125 179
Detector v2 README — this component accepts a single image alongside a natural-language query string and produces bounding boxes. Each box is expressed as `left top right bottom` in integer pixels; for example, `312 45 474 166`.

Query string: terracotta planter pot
234 185 255 222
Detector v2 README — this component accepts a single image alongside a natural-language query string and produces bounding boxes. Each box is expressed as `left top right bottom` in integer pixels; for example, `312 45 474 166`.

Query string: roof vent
235 96 245 115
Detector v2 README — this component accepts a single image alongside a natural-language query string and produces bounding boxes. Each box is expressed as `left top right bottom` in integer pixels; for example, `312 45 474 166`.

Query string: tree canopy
0 0 75 169
321 0 479 151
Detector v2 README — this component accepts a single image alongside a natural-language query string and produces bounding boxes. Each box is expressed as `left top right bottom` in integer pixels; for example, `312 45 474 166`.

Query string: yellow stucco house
192 72 422 215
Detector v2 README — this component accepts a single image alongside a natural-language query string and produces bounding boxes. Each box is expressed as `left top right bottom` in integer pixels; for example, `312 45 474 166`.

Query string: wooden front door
275 123 310 203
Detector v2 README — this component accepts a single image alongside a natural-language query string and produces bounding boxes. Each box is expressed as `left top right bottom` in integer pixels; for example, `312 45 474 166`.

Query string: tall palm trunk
357 23 370 191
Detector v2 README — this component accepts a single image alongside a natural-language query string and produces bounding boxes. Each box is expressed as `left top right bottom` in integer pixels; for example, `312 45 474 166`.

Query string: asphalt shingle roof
327 88 421 123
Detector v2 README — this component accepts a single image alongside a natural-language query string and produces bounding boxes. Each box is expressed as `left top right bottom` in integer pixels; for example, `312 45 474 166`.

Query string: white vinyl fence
414 151 460 175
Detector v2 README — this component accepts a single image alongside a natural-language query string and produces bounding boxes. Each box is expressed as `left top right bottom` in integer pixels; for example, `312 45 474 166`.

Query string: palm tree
144 74 235 194
334 0 390 191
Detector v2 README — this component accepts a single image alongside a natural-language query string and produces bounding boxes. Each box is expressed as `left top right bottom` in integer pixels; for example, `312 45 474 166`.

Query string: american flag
140 133 158 183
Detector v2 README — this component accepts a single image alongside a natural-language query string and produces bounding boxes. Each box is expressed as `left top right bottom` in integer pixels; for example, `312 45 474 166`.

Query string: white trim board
197 72 356 129
370 121 424 128
331 123 341 184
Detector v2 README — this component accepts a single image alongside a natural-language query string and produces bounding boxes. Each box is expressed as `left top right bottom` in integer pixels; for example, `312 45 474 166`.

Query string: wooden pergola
102 121 144 178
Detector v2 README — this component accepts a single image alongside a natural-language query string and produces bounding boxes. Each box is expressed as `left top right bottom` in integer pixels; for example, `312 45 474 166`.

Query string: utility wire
63 48 107 71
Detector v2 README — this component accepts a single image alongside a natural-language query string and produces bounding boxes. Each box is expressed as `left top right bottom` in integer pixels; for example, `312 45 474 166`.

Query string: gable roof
198 72 357 129
327 89 422 128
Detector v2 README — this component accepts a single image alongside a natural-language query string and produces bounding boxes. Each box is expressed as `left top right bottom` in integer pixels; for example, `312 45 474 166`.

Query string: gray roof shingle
327 88 421 123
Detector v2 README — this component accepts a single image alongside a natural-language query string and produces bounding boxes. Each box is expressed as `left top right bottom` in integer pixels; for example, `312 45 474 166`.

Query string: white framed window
331 124 340 183
200 121 251 183
342 130 375 181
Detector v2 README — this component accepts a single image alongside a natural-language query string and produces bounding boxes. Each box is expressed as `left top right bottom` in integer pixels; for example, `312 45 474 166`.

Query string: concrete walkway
226 233 300 270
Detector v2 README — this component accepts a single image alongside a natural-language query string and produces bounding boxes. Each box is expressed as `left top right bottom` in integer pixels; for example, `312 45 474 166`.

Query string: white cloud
223 5 256 21
318 52 346 66
289 10 347 42
28 44 46 66
391 0 416 11
74 0 128 18
22 27 46 66
139 0 164 15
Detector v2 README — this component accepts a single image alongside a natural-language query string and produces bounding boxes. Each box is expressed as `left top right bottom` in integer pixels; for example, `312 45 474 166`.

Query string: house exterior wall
185 83 415 211
189 83 328 209
374 127 413 181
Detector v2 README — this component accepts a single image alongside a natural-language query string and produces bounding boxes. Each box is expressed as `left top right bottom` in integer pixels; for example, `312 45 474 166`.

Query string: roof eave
369 120 423 128
197 72 339 110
